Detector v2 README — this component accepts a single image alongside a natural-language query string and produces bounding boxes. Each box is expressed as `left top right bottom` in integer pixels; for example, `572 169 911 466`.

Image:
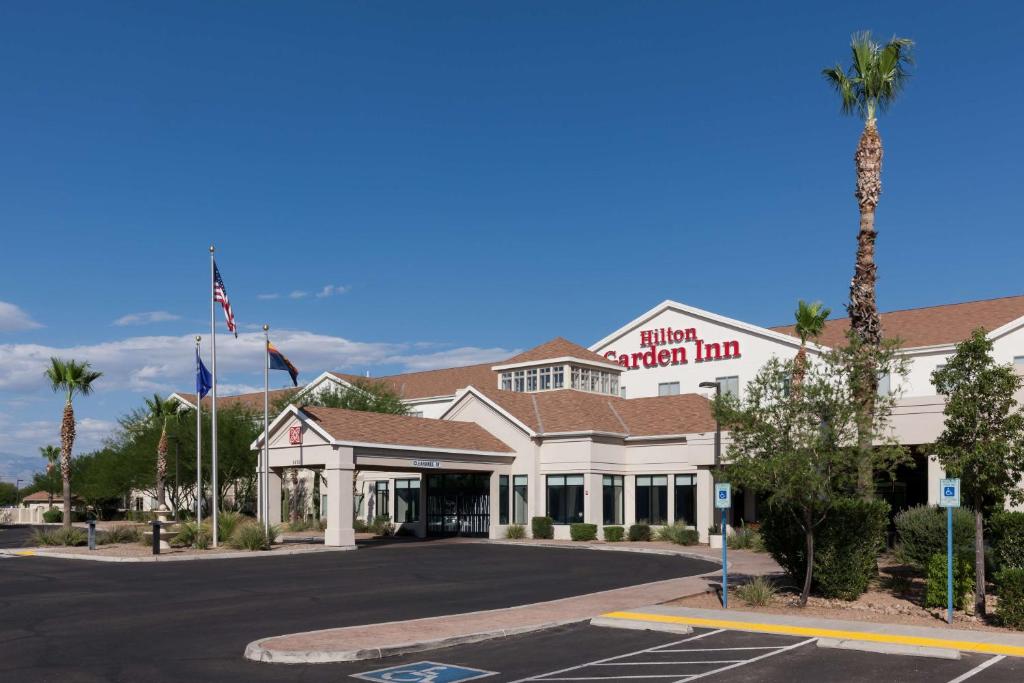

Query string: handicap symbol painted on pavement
352 661 496 683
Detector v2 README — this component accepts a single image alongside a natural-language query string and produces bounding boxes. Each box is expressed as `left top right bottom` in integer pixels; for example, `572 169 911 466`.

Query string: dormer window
493 338 621 396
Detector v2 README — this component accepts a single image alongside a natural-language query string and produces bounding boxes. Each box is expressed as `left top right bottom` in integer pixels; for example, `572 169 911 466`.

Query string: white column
927 455 945 506
267 469 283 527
696 468 714 543
416 476 427 538
587 473 603 528
624 474 637 526
666 475 676 526
324 446 355 548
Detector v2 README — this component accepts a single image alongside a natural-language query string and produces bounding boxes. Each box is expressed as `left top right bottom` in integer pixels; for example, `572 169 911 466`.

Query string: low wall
0 507 44 524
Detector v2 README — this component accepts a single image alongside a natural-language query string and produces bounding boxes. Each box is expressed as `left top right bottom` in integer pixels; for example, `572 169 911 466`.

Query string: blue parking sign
939 478 960 508
714 483 732 509
353 661 496 682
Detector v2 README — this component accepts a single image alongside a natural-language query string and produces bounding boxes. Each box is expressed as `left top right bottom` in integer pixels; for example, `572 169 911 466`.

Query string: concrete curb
590 615 693 634
482 539 730 569
816 637 961 660
245 621 570 664
0 545 354 563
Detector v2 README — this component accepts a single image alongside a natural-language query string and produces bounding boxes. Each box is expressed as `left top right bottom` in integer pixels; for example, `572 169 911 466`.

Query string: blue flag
196 348 213 399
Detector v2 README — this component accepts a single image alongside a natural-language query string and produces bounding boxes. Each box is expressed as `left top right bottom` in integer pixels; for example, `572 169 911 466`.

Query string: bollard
87 520 96 550
151 520 161 555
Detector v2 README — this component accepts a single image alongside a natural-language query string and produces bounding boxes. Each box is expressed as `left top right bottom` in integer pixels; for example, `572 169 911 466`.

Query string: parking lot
335 623 1024 683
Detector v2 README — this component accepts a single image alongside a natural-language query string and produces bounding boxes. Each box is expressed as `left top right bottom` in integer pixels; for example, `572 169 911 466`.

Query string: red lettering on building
657 349 671 366
602 322 741 371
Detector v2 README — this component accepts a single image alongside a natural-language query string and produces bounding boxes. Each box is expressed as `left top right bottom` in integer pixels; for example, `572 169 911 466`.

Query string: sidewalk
593 604 1024 659
246 541 777 664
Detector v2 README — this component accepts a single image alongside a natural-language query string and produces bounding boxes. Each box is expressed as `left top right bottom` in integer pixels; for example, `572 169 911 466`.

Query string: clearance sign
603 325 741 370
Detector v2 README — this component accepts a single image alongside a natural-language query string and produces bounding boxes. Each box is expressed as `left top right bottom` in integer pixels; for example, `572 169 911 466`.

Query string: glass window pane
499 475 509 525
565 474 584 485
658 382 680 396
513 478 528 524
716 376 739 399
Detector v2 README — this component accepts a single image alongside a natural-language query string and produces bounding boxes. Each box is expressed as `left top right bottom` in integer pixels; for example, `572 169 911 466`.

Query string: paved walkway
246 540 774 664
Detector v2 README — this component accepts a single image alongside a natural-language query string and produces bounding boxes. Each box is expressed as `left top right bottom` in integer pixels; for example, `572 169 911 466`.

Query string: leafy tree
823 32 914 498
791 300 831 396
0 481 18 506
715 340 907 606
39 445 61 507
142 394 183 510
931 329 1024 617
44 358 103 528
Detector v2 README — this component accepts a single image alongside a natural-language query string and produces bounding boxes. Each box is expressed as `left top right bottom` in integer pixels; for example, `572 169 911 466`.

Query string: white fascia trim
167 392 196 409
541 430 629 440
590 299 828 354
492 356 622 372
336 440 514 459
986 315 1024 342
304 372 353 394
250 404 335 450
403 394 457 405
624 433 692 443
440 386 538 437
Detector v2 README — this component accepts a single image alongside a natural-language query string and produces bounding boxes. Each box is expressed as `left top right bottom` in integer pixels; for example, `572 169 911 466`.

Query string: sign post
939 478 961 625
714 482 732 608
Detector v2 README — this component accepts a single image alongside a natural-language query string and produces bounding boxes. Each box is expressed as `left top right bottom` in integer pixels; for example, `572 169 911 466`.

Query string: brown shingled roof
770 295 1024 348
472 386 714 437
302 406 513 453
175 387 299 411
499 337 617 367
331 362 498 401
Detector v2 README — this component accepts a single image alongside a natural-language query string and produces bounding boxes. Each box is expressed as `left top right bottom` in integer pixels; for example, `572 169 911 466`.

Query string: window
674 475 697 526
877 372 891 397
552 366 565 389
716 376 739 399
499 475 509 525
635 475 668 525
395 479 420 523
602 475 624 525
547 474 585 524
513 370 525 392
540 367 552 390
658 382 680 396
526 368 538 391
571 366 581 389
513 475 528 524
611 376 619 396
409 411 423 418
501 372 512 391
374 481 389 520
620 386 627 398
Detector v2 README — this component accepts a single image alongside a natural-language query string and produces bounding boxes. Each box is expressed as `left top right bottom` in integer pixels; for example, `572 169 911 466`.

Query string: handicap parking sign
939 478 960 508
352 661 496 683
714 482 732 509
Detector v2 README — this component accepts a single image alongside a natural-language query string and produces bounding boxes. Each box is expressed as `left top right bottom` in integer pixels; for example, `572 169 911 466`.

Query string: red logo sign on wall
603 324 741 371
288 425 302 445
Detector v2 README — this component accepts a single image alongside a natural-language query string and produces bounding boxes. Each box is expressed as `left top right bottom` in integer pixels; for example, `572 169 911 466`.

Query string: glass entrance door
426 473 490 537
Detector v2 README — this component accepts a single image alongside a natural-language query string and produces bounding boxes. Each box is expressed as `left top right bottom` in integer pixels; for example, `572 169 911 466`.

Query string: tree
39 445 61 507
931 329 1024 617
0 482 18 506
143 394 183 511
45 358 102 528
791 300 831 396
823 32 914 498
715 340 907 606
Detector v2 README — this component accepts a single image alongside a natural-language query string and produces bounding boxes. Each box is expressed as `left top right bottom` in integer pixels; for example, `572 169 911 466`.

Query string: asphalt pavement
0 536 714 682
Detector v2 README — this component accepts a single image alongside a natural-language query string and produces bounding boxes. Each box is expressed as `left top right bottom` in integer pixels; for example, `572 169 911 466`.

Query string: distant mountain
0 452 44 486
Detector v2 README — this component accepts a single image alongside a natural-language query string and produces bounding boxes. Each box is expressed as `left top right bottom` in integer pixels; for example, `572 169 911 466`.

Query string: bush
505 523 527 539
287 518 320 532
31 527 87 546
603 526 624 542
925 553 974 611
228 522 280 551
760 498 889 600
991 512 1024 571
352 518 369 533
532 516 554 540
628 523 651 542
735 576 777 607
570 523 598 541
894 505 975 570
996 568 1024 629
728 522 760 550
656 522 699 545
100 525 142 544
172 521 211 549
217 510 246 543
370 515 395 537
42 508 62 523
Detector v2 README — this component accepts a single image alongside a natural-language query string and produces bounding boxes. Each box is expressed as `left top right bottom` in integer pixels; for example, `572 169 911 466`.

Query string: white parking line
682 639 816 681
946 655 1007 683
594 661 745 666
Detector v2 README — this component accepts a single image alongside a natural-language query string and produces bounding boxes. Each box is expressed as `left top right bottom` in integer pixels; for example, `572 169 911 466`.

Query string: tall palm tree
824 31 913 497
45 358 102 528
791 300 831 396
39 445 60 507
144 394 181 511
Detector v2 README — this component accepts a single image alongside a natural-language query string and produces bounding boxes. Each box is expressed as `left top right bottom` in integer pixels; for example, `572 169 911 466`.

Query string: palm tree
144 394 182 512
45 358 102 528
39 445 61 507
824 31 913 497
790 300 831 396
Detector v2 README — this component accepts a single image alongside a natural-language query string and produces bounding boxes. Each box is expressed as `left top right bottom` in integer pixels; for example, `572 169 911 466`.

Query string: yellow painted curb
13 550 35 556
601 611 1024 658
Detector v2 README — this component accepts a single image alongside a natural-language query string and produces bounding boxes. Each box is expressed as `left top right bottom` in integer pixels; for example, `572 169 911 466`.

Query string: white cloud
289 291 309 299
0 413 117 458
256 293 280 300
113 311 181 326
0 301 42 332
316 284 351 298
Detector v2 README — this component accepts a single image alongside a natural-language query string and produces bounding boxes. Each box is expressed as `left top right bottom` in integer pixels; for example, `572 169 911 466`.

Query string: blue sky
1 2 1023 481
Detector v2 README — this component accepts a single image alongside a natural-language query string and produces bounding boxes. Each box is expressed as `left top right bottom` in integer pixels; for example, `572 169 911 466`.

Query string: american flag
213 261 237 337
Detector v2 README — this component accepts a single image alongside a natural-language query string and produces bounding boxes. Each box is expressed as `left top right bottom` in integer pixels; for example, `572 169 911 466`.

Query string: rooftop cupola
491 337 623 396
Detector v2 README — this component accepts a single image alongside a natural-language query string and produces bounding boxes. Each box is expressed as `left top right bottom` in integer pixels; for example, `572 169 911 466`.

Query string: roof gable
495 337 619 369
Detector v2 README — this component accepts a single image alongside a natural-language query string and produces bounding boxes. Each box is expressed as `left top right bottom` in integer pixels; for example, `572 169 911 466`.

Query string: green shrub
735 576 777 607
603 526 624 542
228 522 280 551
42 508 62 523
31 527 87 546
925 553 974 610
505 523 527 539
628 523 651 542
760 498 889 600
172 521 211 549
217 510 246 542
570 523 598 541
370 515 395 536
894 505 974 570
996 568 1024 629
532 516 554 540
991 512 1024 571
100 525 142 544
287 518 320 532
656 522 699 545
352 518 369 533
727 522 761 550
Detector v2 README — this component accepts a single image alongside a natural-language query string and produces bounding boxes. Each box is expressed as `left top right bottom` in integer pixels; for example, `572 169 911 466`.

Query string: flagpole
195 335 203 527
263 324 271 535
210 245 219 547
